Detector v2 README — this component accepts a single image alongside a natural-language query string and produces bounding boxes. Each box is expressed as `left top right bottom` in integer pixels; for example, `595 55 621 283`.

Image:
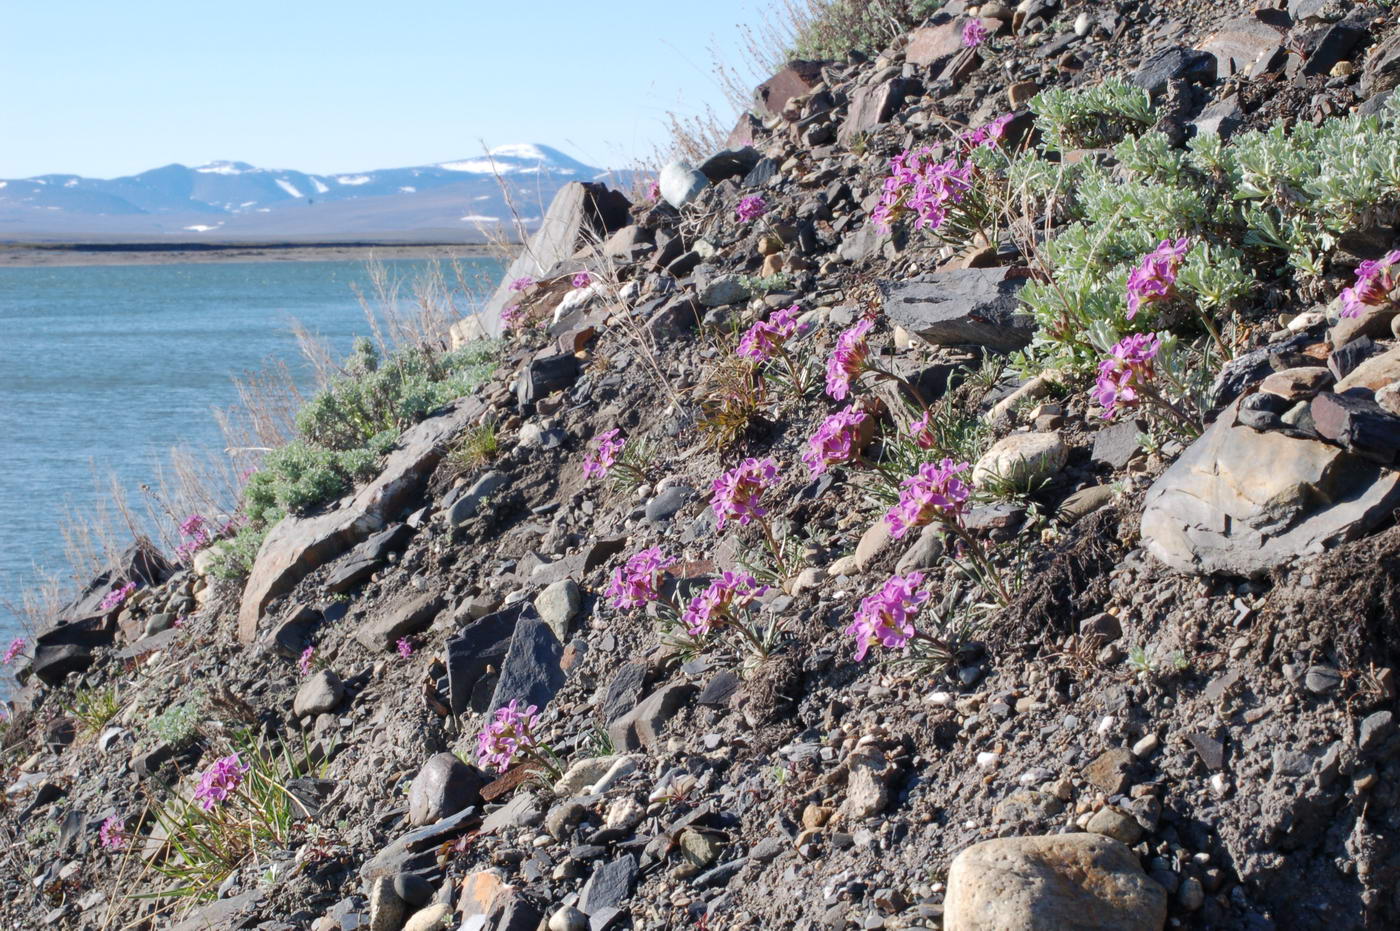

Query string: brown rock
754 60 827 119
906 21 964 70
1337 345 1400 393
1008 81 1041 109
1258 366 1333 400
1197 18 1285 77
1084 748 1134 795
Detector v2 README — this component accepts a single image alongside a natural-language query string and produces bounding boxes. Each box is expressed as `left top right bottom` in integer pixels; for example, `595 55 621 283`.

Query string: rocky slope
6 1 1400 930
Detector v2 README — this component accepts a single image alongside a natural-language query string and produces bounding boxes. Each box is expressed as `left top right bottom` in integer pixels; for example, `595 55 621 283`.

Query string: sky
0 0 780 179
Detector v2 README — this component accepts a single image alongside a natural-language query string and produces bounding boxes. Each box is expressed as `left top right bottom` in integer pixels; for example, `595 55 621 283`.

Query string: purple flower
194 754 250 811
572 271 591 288
648 179 661 201
509 276 535 293
737 304 803 362
1093 332 1161 419
846 573 930 661
1340 250 1400 318
396 637 414 658
500 304 524 330
907 411 937 450
606 546 676 611
583 429 625 480
711 457 779 530
801 406 869 476
99 581 137 613
962 19 989 47
736 194 768 222
683 571 768 636
961 113 1014 150
2 637 24 666
1125 237 1189 319
297 646 315 676
884 459 973 539
99 815 127 850
825 319 874 400
477 699 541 771
872 148 973 234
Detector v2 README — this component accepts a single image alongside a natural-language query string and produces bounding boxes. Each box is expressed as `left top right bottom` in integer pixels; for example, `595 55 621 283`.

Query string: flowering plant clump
871 147 974 234
846 572 931 661
1092 332 1161 419
907 411 938 449
99 581 137 612
572 271 591 289
801 406 869 476
1340 250 1400 318
396 637 414 658
3 637 24 665
99 814 127 850
736 194 768 222
885 459 973 540
711 457 779 530
583 428 626 480
962 18 989 47
825 319 874 400
1126 238 1190 319
737 305 802 363
606 547 676 611
683 571 768 636
477 700 547 773
960 113 1015 150
648 179 661 201
509 276 535 293
500 304 525 331
175 514 213 563
297 646 315 676
194 754 250 811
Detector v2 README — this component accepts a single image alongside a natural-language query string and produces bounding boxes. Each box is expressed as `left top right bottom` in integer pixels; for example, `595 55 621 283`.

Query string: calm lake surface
0 257 504 650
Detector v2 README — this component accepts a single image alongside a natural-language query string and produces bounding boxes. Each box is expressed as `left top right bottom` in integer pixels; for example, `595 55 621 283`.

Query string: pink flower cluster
298 646 315 676
501 304 525 330
711 458 779 530
396 637 414 658
683 571 768 636
885 459 972 539
871 148 973 233
1092 332 1161 419
962 18 989 47
1340 250 1400 318
572 271 591 288
477 699 541 771
907 411 937 449
737 305 802 363
801 406 868 476
509 276 535 293
99 581 137 613
606 546 676 610
825 319 874 400
1126 238 1189 319
736 194 768 222
960 113 1014 150
2 637 24 665
846 572 930 661
194 754 249 811
99 814 126 850
648 179 661 201
583 429 625 480
175 514 211 563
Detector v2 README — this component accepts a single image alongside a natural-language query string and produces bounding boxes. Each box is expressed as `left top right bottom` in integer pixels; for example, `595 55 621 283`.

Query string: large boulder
236 397 483 643
477 182 631 335
1140 401 1400 577
944 833 1166 931
407 752 486 826
753 60 827 118
879 268 1033 352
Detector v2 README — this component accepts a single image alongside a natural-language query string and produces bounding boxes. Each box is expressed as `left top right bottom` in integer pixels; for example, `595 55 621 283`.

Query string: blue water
0 257 504 644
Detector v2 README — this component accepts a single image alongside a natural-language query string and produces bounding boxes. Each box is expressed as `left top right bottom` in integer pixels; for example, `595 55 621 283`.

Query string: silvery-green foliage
1030 78 1154 152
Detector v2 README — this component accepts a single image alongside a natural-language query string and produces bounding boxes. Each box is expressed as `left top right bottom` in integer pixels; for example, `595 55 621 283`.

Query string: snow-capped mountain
0 145 623 240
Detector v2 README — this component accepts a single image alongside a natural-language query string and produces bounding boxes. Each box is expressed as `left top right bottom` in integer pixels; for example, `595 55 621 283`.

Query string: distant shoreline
0 240 517 268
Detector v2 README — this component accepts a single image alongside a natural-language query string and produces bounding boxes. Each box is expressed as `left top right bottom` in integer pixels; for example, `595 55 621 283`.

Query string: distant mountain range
0 144 623 241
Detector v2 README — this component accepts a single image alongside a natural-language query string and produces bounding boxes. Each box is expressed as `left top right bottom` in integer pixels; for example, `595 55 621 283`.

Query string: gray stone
1091 419 1146 469
973 433 1068 487
1128 47 1216 96
880 268 1033 352
645 485 693 522
698 147 761 182
293 669 344 718
1058 485 1115 523
481 793 544 834
517 354 580 408
1086 807 1144 845
446 605 522 715
842 750 892 819
1140 400 1400 576
356 593 444 651
534 579 581 641
753 59 825 118
368 875 405 931
944 834 1167 931
408 752 486 827
600 663 649 725
607 683 697 752
659 161 709 209
1360 711 1395 753
698 274 748 308
488 608 565 713
578 854 637 915
393 872 434 909
839 78 911 145
895 523 946 574
550 906 589 931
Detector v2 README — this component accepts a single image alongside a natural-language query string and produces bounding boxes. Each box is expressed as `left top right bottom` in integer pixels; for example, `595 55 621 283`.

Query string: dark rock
31 643 93 686
355 593 443 651
261 603 320 658
1310 392 1400 463
1091 419 1147 469
601 663 649 725
879 268 1033 351
697 669 741 707
1360 710 1395 754
743 157 779 189
170 891 265 931
1363 31 1400 98
518 353 581 407
447 604 525 715
1329 336 1380 382
1301 20 1366 78
607 682 698 751
1238 390 1291 431
1188 732 1225 770
447 470 511 526
60 538 173 620
839 79 912 145
1080 613 1123 646
646 296 705 340
285 777 336 818
1209 331 1313 410
1129 47 1216 96
392 872 434 909
488 608 566 713
491 894 544 931
408 752 487 827
645 485 692 523
578 854 638 915
699 147 761 182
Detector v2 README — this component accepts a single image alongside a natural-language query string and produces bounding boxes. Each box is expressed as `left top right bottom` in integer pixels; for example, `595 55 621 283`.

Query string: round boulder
408 752 486 827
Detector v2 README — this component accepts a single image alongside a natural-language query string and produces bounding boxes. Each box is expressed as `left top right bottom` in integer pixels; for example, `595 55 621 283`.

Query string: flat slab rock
1140 400 1400 577
944 833 1166 931
879 268 1033 352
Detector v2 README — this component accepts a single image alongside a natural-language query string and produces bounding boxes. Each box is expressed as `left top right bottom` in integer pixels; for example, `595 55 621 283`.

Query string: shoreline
0 240 516 268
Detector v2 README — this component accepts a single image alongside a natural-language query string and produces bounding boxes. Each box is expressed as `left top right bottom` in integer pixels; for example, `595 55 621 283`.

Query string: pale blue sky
0 0 776 178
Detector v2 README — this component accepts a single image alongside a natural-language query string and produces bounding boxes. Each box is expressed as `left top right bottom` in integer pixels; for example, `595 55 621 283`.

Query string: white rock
659 161 709 209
